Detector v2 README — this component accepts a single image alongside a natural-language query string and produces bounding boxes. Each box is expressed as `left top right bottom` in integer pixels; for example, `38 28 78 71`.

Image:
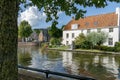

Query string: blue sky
18 2 120 29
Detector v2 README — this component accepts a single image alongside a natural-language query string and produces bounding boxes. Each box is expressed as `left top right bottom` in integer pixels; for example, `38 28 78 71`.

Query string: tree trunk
0 0 19 80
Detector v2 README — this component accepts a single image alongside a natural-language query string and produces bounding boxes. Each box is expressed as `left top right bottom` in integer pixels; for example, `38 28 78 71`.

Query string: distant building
38 29 50 42
30 31 38 41
62 7 120 47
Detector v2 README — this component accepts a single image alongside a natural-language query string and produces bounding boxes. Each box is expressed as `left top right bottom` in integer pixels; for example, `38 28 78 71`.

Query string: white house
62 7 120 47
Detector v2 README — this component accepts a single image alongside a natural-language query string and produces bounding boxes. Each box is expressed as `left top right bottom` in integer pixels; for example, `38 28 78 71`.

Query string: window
72 33 74 38
81 30 84 33
66 41 69 45
66 33 69 38
94 21 98 26
87 29 91 33
97 28 101 33
108 38 113 45
109 28 113 32
85 22 89 26
71 24 78 29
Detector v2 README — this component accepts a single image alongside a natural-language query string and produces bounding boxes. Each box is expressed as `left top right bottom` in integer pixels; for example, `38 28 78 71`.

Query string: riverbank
47 48 120 54
18 42 39 46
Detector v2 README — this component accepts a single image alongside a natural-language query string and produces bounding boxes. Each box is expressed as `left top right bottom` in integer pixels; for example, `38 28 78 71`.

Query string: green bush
50 38 61 45
48 45 52 48
75 40 92 49
100 46 114 52
114 42 120 52
93 45 100 50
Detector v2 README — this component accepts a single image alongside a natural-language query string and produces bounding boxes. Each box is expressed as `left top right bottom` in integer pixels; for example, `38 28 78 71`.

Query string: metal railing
18 65 95 80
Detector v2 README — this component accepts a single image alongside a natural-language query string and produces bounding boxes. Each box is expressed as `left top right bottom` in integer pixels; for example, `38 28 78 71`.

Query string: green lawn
49 45 69 50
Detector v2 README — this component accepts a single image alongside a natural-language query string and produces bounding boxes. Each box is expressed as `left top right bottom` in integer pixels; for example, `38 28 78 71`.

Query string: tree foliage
74 33 86 47
48 26 62 38
19 20 33 39
50 38 61 45
33 29 41 35
20 0 120 26
86 31 108 48
74 32 108 49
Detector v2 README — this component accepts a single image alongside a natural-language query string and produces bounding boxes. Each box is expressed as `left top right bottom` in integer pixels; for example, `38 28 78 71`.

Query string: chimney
116 7 120 15
116 7 120 41
115 7 120 26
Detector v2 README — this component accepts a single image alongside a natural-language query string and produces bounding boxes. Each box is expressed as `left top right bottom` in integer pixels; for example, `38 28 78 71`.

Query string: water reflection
18 46 32 66
18 46 120 80
18 52 32 66
73 54 117 80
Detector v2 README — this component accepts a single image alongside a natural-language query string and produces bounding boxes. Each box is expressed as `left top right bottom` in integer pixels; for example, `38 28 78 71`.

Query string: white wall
62 27 119 47
62 30 81 45
116 7 120 41
102 27 119 46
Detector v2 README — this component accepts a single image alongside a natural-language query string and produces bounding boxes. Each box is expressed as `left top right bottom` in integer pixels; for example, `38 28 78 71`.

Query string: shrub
50 38 61 45
93 45 100 50
100 45 114 52
114 42 120 52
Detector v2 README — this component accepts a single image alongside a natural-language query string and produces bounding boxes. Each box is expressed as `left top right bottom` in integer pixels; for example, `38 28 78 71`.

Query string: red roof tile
64 12 118 30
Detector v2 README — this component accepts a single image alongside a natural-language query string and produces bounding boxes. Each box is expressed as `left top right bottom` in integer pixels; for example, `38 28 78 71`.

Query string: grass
48 45 114 54
75 48 102 52
49 45 69 50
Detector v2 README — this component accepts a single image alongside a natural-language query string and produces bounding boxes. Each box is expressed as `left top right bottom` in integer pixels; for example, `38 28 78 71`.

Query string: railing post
45 70 49 78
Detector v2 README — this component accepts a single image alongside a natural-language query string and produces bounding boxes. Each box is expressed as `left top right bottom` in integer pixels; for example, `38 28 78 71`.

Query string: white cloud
18 6 47 28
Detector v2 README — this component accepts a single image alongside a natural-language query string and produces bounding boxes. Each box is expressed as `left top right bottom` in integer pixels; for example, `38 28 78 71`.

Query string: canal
18 46 120 80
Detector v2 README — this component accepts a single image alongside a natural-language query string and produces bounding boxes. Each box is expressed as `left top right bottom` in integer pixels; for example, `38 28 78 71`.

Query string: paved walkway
18 69 66 80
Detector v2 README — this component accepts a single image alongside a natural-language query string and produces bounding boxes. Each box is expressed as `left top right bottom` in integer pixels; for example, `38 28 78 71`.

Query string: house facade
38 29 50 42
62 7 120 47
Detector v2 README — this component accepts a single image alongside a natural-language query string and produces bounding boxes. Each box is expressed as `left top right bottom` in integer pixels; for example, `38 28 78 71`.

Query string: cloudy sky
18 2 120 29
18 6 49 28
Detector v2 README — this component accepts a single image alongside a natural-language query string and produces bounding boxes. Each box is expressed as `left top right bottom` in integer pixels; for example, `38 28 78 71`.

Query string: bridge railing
18 65 95 80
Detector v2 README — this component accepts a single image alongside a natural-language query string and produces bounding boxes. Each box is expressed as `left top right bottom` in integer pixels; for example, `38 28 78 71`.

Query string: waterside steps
18 65 95 80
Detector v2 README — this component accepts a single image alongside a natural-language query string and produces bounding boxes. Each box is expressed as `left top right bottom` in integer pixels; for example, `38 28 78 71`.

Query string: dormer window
94 21 98 26
85 22 89 26
71 24 78 29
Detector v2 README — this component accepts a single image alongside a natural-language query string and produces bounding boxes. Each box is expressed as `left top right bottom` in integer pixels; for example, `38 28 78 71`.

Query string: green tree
34 29 41 35
96 32 108 46
74 33 86 48
50 38 61 45
48 26 62 38
19 20 33 42
0 0 120 80
86 32 108 48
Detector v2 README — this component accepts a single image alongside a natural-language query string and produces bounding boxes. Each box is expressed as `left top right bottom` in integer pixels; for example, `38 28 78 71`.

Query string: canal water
18 46 120 80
